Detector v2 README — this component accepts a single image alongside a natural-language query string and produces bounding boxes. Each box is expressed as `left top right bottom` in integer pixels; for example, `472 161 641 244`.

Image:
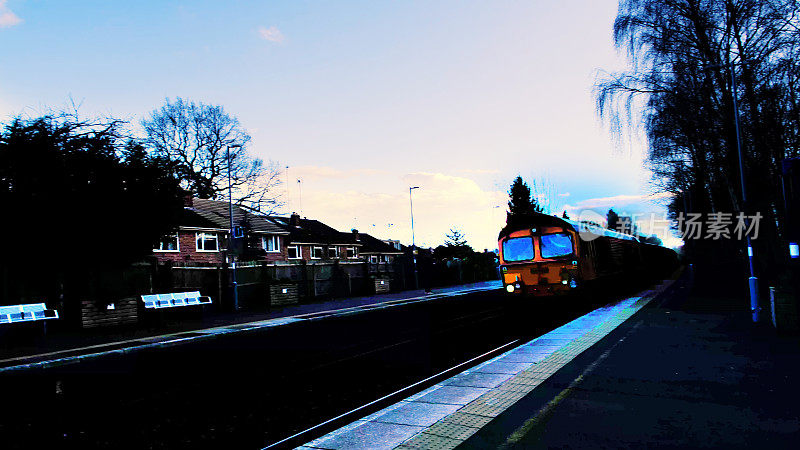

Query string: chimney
289 213 301 228
351 228 360 242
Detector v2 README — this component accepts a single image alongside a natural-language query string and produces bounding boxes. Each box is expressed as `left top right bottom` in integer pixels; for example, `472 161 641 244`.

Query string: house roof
273 215 362 246
179 208 227 231
187 199 289 235
358 233 404 255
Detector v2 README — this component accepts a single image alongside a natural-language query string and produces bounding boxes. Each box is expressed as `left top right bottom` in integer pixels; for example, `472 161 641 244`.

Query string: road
0 286 642 449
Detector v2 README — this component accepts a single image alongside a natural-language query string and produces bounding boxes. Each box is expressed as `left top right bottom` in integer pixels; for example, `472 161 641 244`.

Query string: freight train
498 213 677 296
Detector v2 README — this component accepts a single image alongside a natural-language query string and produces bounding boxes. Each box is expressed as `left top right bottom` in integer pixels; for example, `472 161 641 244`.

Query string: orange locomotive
498 213 675 296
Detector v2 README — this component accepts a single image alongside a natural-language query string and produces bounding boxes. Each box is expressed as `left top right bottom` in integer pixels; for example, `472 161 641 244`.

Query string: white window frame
346 247 358 259
311 246 323 259
328 246 339 258
154 232 180 252
369 255 378 263
196 232 219 252
262 235 281 253
287 245 301 260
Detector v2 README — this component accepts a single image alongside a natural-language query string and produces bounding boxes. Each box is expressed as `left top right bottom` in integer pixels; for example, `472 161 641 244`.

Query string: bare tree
595 0 800 273
142 97 282 212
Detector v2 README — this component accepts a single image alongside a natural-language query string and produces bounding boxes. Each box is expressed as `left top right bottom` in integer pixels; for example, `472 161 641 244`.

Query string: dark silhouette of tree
0 114 184 305
142 97 283 212
445 228 468 247
596 0 800 277
606 209 620 232
438 228 471 260
0 115 183 266
562 210 570 219
506 176 544 229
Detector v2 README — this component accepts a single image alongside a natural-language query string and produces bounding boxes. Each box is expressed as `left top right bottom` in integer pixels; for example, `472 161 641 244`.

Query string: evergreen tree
445 228 468 247
506 176 544 229
606 209 620 232
562 210 570 219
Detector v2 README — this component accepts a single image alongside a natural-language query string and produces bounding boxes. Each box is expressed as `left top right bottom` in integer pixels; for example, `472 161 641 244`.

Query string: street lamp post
227 144 242 311
706 61 759 321
409 186 420 289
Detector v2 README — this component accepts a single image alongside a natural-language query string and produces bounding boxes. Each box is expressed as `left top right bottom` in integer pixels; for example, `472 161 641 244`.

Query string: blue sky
0 0 677 249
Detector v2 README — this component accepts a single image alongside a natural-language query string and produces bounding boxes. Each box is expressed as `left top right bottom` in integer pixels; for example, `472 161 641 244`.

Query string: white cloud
258 26 284 43
565 192 673 211
0 0 22 28
558 192 571 197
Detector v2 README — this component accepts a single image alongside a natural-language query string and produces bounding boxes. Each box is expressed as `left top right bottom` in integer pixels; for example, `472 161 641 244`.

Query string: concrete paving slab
443 371 515 388
410 385 490 406
371 401 462 427
473 360 533 374
304 420 424 450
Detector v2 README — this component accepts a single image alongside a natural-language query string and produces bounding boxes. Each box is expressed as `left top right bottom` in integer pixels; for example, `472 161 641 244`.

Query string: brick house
152 198 406 267
359 233 404 264
152 198 289 265
269 214 364 262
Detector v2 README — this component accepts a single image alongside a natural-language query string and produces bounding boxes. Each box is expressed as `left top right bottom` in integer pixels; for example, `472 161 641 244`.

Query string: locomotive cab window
540 233 573 259
502 237 535 262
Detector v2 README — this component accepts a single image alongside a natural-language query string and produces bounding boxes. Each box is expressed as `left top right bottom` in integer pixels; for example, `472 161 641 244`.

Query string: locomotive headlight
506 284 515 293
561 280 568 285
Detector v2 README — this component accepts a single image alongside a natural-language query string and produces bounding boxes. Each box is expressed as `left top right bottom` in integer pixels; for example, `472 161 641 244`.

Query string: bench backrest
140 292 211 309
0 303 59 324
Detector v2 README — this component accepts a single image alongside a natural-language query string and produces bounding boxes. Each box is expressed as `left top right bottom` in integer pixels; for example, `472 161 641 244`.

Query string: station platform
0 280 501 373
298 273 800 449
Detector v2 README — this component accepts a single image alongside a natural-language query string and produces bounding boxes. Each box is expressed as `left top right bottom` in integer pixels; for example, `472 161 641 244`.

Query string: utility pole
706 61 759 321
297 178 302 216
409 186 420 289
227 144 242 311
729 63 760 323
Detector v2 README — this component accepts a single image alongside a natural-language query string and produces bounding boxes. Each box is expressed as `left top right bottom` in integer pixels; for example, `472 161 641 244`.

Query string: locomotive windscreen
540 233 573 258
502 237 534 261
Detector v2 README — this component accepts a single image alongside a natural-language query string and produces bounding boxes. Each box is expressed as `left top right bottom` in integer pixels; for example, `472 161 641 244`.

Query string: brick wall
269 283 299 306
374 278 391 294
80 297 139 328
154 231 226 265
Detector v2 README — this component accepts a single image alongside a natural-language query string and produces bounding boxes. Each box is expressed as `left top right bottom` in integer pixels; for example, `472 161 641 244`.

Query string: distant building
152 198 405 266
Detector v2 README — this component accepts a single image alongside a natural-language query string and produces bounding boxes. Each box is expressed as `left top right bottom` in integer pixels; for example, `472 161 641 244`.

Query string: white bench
0 303 59 324
140 291 212 309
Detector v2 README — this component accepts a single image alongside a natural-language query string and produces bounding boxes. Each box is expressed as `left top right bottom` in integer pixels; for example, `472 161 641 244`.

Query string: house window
311 246 323 259
287 245 301 259
328 247 338 258
369 255 378 263
154 233 179 252
263 235 281 252
346 247 358 258
196 232 219 252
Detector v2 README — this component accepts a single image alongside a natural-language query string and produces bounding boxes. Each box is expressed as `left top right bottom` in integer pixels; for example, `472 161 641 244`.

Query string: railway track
0 288 623 449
